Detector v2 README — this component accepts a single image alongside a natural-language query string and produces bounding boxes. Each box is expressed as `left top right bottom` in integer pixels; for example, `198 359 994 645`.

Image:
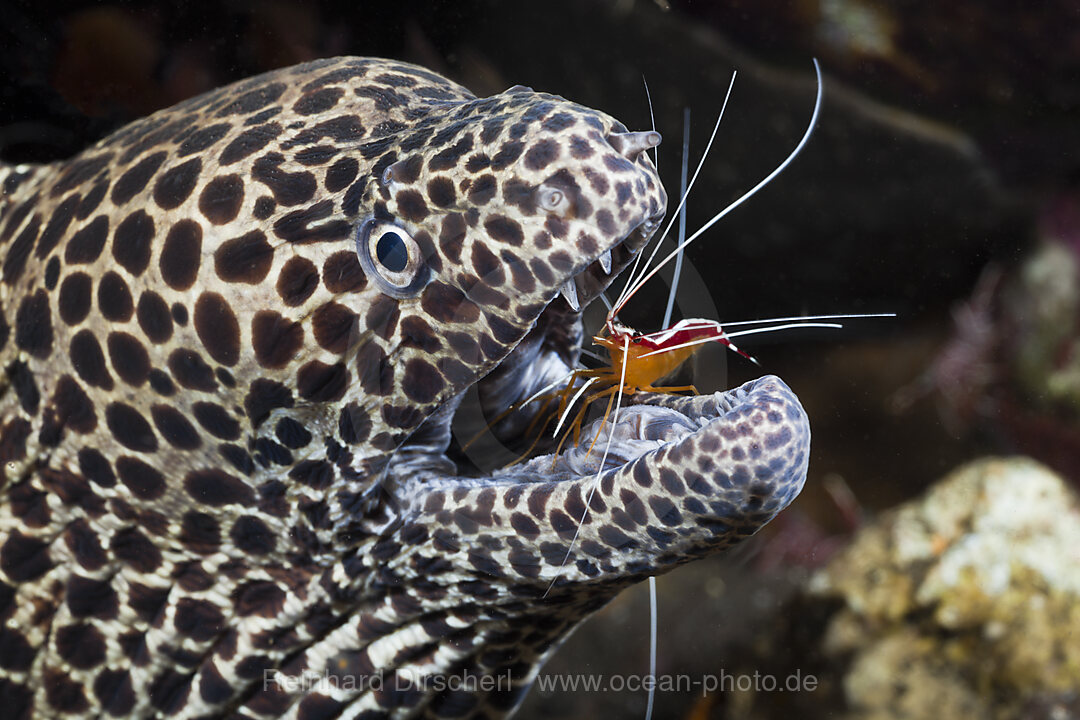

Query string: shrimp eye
537 184 570 215
355 218 430 297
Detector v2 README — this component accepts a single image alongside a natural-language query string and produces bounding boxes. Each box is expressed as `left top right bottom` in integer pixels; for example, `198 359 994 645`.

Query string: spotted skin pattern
0 58 810 718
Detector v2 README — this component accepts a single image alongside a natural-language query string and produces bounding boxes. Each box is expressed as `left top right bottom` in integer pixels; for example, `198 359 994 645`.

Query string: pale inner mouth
516 403 704 479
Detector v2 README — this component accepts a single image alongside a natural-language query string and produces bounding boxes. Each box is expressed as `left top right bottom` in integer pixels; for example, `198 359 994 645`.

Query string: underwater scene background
2 1 1077 718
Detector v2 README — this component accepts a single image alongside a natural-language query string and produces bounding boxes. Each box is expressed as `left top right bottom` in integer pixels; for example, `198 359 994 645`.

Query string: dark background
3 1 1076 717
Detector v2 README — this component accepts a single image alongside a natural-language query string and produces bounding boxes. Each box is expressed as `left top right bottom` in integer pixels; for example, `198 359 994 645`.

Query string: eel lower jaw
392 373 810 590
386 211 810 584
470 377 806 489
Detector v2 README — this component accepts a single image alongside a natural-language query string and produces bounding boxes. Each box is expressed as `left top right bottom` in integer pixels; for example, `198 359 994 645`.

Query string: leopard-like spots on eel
0 57 810 719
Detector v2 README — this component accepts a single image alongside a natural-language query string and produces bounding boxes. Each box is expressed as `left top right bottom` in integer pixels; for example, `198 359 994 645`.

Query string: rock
728 457 1080 720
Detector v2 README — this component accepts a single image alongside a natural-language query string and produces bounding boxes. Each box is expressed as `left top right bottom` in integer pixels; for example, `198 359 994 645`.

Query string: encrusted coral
809 458 1080 719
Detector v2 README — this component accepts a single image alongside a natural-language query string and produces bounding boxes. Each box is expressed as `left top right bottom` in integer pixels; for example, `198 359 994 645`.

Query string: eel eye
537 184 570 215
355 218 430 297
376 230 408 271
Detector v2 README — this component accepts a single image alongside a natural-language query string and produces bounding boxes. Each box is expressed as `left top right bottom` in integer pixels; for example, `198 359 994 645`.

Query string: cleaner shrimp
520 61 841 463
527 59 892 718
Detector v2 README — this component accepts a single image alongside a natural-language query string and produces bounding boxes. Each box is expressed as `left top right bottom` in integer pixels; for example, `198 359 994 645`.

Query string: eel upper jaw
404 214 717 479
558 216 657 314
460 215 659 449
383 210 661 485
382 205 810 584
383 214 657 484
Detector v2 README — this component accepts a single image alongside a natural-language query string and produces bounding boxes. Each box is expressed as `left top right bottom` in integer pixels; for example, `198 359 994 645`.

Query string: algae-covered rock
710 457 1080 720
809 457 1080 720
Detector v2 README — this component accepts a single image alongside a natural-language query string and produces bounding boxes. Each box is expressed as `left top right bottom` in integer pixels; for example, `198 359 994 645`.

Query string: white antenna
620 59 824 312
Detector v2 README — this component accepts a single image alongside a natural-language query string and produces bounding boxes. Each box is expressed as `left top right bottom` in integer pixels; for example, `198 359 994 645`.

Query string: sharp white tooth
560 280 580 311
598 249 612 274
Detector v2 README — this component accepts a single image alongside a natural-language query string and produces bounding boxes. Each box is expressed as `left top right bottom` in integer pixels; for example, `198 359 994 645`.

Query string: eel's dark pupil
376 231 409 272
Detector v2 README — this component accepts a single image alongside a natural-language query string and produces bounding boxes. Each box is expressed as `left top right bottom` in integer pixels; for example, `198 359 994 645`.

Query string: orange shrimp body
596 317 747 394
597 333 691 391
509 317 753 462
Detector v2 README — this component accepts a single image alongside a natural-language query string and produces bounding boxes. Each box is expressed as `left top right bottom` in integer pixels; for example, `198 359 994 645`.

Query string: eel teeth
560 280 581 311
598 249 612 274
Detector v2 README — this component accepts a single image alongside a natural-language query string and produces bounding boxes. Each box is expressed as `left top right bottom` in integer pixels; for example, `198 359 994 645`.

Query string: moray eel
0 57 810 718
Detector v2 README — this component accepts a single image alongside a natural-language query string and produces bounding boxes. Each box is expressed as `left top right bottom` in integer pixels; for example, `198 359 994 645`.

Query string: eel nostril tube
607 131 662 161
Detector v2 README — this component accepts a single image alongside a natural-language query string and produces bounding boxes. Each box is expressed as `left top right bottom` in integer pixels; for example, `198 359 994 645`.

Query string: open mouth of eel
418 218 809 495
379 210 809 588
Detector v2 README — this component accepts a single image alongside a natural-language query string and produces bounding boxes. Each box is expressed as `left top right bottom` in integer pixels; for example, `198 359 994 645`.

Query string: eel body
0 57 810 718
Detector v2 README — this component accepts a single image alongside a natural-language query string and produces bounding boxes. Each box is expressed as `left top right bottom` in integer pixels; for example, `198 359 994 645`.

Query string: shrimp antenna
646 574 658 720
642 78 667 720
642 75 659 166
721 312 895 327
617 72 734 315
633 313 897 360
662 107 692 329
645 104 691 720
635 322 842 359
618 58 824 314
544 335 631 599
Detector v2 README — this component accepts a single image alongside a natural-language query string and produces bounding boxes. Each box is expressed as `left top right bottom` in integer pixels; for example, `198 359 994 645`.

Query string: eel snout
393 375 810 591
